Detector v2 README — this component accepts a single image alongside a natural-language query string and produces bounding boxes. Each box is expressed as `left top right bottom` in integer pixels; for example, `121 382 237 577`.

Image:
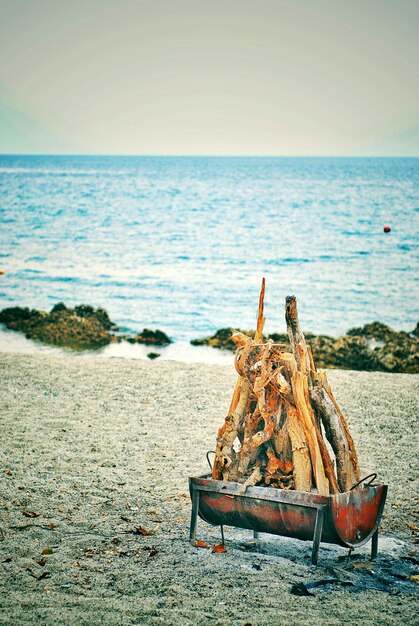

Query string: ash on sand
0 353 418 625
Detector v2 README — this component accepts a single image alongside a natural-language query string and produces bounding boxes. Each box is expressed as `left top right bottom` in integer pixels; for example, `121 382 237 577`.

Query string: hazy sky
0 0 418 155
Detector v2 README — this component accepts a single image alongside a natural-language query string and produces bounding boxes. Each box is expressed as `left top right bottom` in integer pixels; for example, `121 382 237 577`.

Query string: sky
0 0 418 156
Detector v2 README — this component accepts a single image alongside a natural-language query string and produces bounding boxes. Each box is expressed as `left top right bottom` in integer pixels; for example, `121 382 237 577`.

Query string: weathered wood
292 371 330 496
275 351 298 381
237 377 277 476
212 288 361 496
318 371 361 483
284 402 312 492
310 383 356 492
213 279 265 480
254 277 266 343
212 371 250 479
296 350 340 493
285 296 310 372
237 465 263 493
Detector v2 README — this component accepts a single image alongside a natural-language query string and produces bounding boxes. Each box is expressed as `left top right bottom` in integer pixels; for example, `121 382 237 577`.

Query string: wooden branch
254 277 266 342
213 279 266 480
292 371 330 495
272 403 293 461
318 371 361 484
284 402 312 492
237 383 276 476
237 465 263 493
212 376 250 480
275 351 298 381
298 354 339 493
310 381 359 491
285 296 310 373
213 285 361 499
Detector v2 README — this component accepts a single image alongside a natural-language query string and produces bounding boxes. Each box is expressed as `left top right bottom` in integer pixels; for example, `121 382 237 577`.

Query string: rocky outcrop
0 304 114 351
191 321 419 373
147 352 161 360
191 328 253 351
345 322 418 374
125 328 172 346
0 304 172 352
191 328 292 351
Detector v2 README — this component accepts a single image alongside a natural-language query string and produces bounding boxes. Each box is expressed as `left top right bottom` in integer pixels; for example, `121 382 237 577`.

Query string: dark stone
347 321 396 342
308 335 381 371
74 305 117 330
50 302 67 313
0 307 45 333
190 327 254 351
190 321 419 373
133 328 172 346
267 332 290 344
147 352 161 360
0 304 114 351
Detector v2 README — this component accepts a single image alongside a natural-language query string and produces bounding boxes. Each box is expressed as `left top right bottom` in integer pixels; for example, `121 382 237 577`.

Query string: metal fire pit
189 472 387 565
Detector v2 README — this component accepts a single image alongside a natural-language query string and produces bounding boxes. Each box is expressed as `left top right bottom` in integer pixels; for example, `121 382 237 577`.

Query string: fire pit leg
189 486 200 544
371 529 379 558
311 506 325 565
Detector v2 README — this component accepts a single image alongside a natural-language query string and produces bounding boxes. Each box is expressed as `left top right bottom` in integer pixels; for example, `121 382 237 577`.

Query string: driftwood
212 279 265 481
212 281 362 495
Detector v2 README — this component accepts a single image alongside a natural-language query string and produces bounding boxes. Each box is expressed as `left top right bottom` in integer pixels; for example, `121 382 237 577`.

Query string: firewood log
254 277 266 343
310 382 359 492
284 402 312 492
237 465 263 493
272 402 292 461
212 285 361 498
292 372 330 495
237 382 277 476
296 344 339 493
212 377 250 480
212 279 265 480
318 370 361 484
285 296 311 373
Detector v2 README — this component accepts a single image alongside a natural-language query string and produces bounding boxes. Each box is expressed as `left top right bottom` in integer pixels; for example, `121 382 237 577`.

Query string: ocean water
0 155 418 360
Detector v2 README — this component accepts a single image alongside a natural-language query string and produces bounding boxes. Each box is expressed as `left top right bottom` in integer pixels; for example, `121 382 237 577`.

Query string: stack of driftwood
212 280 361 495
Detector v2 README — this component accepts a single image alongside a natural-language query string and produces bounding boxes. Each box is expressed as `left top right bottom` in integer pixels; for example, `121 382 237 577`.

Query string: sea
0 155 418 362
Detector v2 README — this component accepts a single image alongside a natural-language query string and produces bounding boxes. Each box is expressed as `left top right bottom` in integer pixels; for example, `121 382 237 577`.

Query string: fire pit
189 282 388 565
189 472 387 564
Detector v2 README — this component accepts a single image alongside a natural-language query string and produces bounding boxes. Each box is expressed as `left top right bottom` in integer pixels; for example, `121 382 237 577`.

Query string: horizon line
1 153 418 159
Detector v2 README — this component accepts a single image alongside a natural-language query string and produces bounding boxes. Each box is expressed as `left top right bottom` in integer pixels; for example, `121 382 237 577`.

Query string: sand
0 352 418 625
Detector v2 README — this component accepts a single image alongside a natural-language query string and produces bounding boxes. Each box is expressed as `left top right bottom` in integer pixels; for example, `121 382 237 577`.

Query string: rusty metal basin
189 474 387 564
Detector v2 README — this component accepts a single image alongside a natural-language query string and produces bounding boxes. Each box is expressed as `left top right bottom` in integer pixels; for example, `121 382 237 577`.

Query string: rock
132 328 172 346
191 328 256 351
147 352 161 360
190 322 419 373
267 332 291 344
191 327 293 351
73 305 118 330
0 304 174 352
0 307 45 332
308 335 380 371
347 321 395 343
373 332 419 373
50 302 68 314
0 304 114 351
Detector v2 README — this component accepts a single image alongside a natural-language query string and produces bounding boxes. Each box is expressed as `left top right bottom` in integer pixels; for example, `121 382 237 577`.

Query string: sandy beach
0 351 418 625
